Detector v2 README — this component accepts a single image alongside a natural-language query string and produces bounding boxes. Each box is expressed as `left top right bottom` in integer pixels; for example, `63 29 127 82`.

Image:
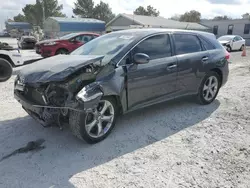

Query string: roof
5 22 32 30
201 19 250 23
22 36 36 38
47 17 106 32
106 14 210 30
218 35 236 38
49 17 105 24
111 28 215 38
6 22 31 26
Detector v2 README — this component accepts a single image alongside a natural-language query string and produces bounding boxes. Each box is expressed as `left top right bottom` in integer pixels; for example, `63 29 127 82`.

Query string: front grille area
27 86 45 104
15 85 46 105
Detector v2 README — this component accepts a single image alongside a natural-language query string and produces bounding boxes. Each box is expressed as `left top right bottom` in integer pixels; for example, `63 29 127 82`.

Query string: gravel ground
0 49 250 188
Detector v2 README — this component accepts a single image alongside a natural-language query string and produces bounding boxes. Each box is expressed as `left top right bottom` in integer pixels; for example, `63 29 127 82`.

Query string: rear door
172 33 210 95
126 34 178 109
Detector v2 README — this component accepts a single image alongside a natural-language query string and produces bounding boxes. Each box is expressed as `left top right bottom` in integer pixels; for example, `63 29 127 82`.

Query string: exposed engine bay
14 61 105 130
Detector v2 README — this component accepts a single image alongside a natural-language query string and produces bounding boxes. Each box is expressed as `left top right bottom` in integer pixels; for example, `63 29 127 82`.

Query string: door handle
202 57 209 62
167 64 177 70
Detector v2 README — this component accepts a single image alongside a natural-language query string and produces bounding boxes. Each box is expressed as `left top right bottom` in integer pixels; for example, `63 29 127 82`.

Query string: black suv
14 29 229 143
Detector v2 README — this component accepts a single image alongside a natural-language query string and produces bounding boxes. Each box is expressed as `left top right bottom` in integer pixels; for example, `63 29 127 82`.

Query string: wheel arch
210 68 223 86
0 54 15 67
103 94 123 114
55 48 69 54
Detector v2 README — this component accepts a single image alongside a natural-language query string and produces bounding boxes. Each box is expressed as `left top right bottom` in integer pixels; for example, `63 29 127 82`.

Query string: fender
76 65 128 113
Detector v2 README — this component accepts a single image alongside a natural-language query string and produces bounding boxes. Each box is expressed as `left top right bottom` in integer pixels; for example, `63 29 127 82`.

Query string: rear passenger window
174 34 202 55
199 37 215 50
133 34 172 60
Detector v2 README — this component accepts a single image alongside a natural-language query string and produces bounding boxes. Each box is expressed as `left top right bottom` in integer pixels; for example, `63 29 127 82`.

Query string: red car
35 32 99 58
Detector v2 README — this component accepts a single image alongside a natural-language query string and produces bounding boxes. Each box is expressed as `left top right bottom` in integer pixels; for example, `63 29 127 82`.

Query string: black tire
0 58 13 82
69 97 118 144
226 46 231 52
240 45 244 51
197 71 221 105
55 49 68 55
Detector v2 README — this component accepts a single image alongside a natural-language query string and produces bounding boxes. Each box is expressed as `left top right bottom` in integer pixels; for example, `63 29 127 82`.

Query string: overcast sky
1 0 250 30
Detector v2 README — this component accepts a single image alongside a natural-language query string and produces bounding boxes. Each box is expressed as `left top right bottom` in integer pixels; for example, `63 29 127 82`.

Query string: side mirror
133 53 150 64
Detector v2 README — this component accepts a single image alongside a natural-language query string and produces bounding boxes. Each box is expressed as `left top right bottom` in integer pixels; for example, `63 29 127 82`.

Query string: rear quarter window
173 34 202 55
199 36 216 50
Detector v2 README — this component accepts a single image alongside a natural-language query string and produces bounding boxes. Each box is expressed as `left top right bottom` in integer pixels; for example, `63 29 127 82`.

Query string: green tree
133 5 160 17
73 0 95 18
13 14 26 22
93 1 115 22
242 13 250 19
179 10 201 22
13 0 65 28
73 0 115 22
43 0 65 18
212 15 231 21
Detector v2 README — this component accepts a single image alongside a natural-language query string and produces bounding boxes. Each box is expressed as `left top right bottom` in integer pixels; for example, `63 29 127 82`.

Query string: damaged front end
14 56 106 129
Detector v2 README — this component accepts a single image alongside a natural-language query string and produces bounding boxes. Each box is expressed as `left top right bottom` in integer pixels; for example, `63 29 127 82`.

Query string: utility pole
42 0 45 25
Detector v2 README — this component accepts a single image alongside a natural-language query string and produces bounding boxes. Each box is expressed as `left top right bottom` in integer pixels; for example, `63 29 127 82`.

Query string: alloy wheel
203 75 219 101
85 100 115 138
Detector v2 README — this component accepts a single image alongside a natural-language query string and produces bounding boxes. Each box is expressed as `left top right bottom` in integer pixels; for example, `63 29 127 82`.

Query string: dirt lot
0 49 250 188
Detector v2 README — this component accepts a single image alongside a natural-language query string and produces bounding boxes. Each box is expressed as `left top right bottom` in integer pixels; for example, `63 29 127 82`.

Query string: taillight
225 49 230 60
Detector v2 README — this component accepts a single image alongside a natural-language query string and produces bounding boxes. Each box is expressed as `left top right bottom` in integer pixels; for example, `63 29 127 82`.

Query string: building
43 17 106 38
201 19 250 45
5 22 32 37
106 14 211 32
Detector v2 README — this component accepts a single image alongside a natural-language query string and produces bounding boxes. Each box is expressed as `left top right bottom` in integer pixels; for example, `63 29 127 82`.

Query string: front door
69 35 84 51
126 34 178 110
232 36 242 50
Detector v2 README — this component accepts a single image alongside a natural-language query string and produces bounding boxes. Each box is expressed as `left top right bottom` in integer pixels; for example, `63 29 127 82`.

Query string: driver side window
132 34 172 60
74 35 83 42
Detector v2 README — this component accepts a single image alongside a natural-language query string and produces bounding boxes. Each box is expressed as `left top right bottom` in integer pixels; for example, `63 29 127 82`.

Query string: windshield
218 36 234 41
60 33 79 40
71 32 136 64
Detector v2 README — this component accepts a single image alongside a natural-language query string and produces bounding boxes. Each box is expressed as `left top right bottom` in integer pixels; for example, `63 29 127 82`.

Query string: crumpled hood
18 55 104 84
218 40 231 44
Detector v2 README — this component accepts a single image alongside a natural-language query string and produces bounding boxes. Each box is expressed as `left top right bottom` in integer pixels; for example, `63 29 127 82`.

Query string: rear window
23 37 36 42
173 34 202 55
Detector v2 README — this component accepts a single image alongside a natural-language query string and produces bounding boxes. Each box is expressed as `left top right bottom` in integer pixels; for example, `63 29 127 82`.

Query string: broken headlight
76 84 103 102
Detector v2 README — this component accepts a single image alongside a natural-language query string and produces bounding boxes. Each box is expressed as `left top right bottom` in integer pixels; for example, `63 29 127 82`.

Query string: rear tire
197 71 221 105
240 45 244 51
226 46 231 52
0 58 13 82
69 97 118 144
55 49 68 55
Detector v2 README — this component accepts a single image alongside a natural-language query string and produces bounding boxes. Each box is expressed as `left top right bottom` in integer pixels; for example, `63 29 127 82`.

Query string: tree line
11 0 250 28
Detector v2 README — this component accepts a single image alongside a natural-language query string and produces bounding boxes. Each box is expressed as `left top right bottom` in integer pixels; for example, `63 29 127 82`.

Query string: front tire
69 97 118 144
0 58 13 82
197 72 221 105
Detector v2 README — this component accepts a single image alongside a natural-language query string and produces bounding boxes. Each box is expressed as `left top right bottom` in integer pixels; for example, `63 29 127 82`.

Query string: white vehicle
0 48 24 67
218 35 245 52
